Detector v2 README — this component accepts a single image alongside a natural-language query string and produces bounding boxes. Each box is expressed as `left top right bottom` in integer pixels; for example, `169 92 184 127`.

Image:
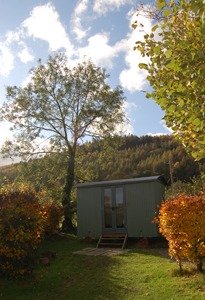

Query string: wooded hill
0 135 203 194
78 134 202 184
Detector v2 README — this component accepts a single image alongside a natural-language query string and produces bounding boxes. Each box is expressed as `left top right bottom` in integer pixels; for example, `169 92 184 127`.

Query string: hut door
103 187 126 232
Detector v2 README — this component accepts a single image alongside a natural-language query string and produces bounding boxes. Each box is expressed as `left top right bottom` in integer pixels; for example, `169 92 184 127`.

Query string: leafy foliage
165 174 205 198
0 183 45 278
134 0 205 160
157 192 205 272
41 201 64 235
16 154 67 200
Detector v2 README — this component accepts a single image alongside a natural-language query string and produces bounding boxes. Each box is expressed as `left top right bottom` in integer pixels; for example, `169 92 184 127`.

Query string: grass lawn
1 235 205 300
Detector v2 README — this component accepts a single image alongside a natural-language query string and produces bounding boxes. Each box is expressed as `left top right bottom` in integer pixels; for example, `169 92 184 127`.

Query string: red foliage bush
41 202 64 235
0 183 45 278
157 191 205 272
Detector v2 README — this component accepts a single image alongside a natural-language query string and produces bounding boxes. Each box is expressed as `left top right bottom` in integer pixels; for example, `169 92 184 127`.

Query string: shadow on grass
0 235 133 300
2 235 205 299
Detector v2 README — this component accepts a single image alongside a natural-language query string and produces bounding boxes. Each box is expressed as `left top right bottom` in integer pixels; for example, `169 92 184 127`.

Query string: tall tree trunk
61 148 75 232
196 259 203 273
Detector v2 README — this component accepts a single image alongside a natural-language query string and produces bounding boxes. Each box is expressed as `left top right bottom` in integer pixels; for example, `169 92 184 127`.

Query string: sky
0 0 172 165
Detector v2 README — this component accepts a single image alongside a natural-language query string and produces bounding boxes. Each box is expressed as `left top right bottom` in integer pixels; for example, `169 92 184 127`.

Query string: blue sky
0 0 172 163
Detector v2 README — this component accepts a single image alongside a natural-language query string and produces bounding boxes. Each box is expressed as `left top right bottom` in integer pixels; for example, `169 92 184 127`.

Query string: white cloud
0 29 21 77
147 132 167 137
87 101 134 137
124 102 138 133
114 121 134 135
124 101 138 113
0 43 14 76
0 122 20 166
17 43 34 63
113 38 129 53
71 0 133 40
75 0 89 15
114 101 137 135
120 64 147 92
119 8 153 92
71 2 154 92
72 0 90 41
5 30 21 44
0 157 15 166
76 33 119 68
0 28 33 77
146 121 173 136
0 122 14 148
21 73 33 87
22 3 73 53
160 120 173 134
93 0 133 15
1 3 74 77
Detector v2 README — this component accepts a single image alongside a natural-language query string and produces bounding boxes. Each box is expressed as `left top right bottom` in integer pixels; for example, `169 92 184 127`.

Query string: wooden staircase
97 233 128 249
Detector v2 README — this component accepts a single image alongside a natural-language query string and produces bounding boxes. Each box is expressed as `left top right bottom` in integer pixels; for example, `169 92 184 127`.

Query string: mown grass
1 235 205 300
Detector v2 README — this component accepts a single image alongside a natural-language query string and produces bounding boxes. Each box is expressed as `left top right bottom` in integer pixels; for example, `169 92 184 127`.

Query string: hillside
78 135 202 184
0 135 202 191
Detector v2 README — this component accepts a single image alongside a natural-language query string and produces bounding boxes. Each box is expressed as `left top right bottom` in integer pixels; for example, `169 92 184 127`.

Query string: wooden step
97 233 128 249
99 243 123 247
101 236 125 239
101 237 125 241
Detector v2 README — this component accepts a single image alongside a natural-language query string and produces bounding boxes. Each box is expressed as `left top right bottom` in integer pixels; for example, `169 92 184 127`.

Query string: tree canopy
134 0 205 160
1 53 125 156
0 53 125 231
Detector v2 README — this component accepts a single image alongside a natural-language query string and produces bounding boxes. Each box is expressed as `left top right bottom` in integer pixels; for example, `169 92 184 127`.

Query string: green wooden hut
77 176 166 239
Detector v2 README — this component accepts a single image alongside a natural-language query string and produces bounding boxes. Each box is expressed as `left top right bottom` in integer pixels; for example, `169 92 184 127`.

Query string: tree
0 53 125 231
134 0 205 160
157 192 205 272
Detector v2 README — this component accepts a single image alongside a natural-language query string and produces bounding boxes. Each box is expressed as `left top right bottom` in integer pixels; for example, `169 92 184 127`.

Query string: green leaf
132 21 138 30
152 24 159 32
166 60 180 71
145 92 152 99
153 45 161 55
168 105 175 113
138 63 148 70
163 9 170 17
193 118 201 127
165 49 172 58
157 0 167 10
179 99 184 106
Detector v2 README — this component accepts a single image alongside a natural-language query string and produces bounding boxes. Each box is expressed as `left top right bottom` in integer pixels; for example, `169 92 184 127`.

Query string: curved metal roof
76 175 167 188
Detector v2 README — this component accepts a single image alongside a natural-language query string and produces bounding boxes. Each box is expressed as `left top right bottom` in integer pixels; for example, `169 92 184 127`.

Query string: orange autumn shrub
157 192 205 272
41 202 64 235
0 183 45 278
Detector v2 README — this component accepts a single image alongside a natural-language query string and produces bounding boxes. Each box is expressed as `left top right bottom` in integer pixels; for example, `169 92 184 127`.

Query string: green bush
165 174 204 198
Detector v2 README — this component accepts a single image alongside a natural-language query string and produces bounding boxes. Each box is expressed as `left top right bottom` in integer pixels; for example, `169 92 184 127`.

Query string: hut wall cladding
77 176 166 239
126 181 164 237
77 187 102 239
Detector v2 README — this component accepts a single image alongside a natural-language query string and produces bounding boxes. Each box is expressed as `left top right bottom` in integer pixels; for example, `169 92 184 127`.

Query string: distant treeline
0 135 204 201
78 135 203 184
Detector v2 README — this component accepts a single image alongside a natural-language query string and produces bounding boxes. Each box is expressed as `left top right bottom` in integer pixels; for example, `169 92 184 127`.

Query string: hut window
115 187 124 228
104 188 112 228
103 187 125 230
